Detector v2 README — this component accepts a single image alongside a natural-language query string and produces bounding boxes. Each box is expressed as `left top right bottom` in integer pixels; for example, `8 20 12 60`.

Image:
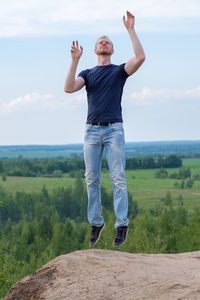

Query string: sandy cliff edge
4 249 200 300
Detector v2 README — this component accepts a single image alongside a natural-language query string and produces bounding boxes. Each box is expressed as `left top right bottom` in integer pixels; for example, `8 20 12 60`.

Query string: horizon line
0 139 200 147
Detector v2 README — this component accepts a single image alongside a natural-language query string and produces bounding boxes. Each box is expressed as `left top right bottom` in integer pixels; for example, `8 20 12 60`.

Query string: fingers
127 10 134 16
71 40 75 52
71 40 82 48
70 40 83 54
125 10 134 19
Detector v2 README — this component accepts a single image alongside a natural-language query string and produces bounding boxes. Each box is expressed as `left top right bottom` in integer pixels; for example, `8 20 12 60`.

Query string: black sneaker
89 223 105 247
113 226 128 247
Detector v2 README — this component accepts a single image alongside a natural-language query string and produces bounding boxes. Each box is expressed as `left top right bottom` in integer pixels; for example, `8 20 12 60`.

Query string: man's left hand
123 11 135 31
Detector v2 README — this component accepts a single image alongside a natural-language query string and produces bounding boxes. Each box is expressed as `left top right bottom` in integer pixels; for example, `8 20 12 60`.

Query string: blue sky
0 0 200 145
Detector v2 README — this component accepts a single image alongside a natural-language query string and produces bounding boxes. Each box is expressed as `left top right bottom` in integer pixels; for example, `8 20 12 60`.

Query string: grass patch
0 176 75 193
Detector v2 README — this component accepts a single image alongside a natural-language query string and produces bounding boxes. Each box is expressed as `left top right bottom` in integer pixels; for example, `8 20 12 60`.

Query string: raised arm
64 40 85 93
123 11 145 76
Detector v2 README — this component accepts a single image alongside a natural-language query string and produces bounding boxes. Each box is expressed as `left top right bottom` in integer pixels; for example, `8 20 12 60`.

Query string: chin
97 50 112 56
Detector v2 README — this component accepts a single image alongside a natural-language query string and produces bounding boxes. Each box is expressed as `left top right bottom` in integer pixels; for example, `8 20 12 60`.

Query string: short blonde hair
95 35 113 48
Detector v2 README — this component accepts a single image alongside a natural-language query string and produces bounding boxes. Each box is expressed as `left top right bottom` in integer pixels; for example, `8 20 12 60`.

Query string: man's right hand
64 41 84 93
71 40 83 61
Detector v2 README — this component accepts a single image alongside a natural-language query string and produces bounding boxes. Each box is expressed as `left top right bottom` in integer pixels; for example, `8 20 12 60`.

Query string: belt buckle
99 122 107 126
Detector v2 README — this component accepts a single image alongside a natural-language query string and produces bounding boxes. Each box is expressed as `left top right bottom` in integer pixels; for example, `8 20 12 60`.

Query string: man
64 11 145 247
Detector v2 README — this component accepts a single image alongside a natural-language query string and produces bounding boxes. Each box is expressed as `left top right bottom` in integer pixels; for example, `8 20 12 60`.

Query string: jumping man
64 11 145 247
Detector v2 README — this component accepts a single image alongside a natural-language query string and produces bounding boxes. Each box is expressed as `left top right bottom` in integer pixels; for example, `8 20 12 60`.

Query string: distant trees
126 155 182 170
154 166 196 189
0 155 182 178
174 178 195 189
162 155 182 168
0 157 85 177
169 167 191 179
155 168 168 179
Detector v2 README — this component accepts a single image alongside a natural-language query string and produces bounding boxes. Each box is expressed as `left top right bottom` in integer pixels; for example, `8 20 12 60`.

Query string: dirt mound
4 249 200 300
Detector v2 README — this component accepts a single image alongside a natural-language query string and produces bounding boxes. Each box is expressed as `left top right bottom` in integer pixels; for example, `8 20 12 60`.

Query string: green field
0 176 75 193
1 159 200 211
101 159 200 210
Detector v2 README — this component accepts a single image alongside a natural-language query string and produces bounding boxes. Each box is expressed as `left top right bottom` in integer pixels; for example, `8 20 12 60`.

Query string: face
95 37 114 56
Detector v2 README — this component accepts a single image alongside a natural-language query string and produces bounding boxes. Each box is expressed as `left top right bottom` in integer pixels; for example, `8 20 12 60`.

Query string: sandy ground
4 249 200 300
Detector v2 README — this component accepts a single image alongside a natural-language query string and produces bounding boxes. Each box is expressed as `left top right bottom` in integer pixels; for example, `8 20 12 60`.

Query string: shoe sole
89 223 105 247
113 227 129 247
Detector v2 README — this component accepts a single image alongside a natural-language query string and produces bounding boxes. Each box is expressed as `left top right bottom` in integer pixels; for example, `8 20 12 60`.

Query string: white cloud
2 85 199 115
0 92 87 114
1 0 200 37
126 86 200 106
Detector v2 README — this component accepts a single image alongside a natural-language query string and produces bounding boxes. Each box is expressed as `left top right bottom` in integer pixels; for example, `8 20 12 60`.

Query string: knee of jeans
110 172 126 188
85 171 100 186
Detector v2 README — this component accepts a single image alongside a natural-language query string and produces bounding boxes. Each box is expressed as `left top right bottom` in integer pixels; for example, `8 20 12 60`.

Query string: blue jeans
84 122 129 229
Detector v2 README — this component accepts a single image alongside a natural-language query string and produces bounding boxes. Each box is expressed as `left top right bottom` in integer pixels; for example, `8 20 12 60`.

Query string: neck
97 55 111 66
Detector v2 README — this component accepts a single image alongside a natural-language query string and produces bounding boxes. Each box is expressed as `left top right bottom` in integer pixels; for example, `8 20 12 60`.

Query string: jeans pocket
110 122 124 132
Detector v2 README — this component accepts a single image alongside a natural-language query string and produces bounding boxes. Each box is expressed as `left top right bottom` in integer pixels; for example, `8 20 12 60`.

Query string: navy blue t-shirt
78 63 129 123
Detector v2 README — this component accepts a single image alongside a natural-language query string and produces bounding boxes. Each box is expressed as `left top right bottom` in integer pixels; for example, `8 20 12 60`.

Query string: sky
0 0 200 145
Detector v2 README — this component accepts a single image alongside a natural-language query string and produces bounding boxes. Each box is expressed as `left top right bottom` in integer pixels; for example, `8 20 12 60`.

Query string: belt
90 122 115 126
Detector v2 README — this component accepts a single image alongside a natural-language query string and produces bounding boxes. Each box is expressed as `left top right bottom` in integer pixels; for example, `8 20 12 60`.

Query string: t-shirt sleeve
78 69 88 82
119 63 130 79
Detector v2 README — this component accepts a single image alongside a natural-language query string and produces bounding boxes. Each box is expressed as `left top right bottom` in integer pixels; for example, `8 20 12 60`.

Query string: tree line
0 155 182 177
